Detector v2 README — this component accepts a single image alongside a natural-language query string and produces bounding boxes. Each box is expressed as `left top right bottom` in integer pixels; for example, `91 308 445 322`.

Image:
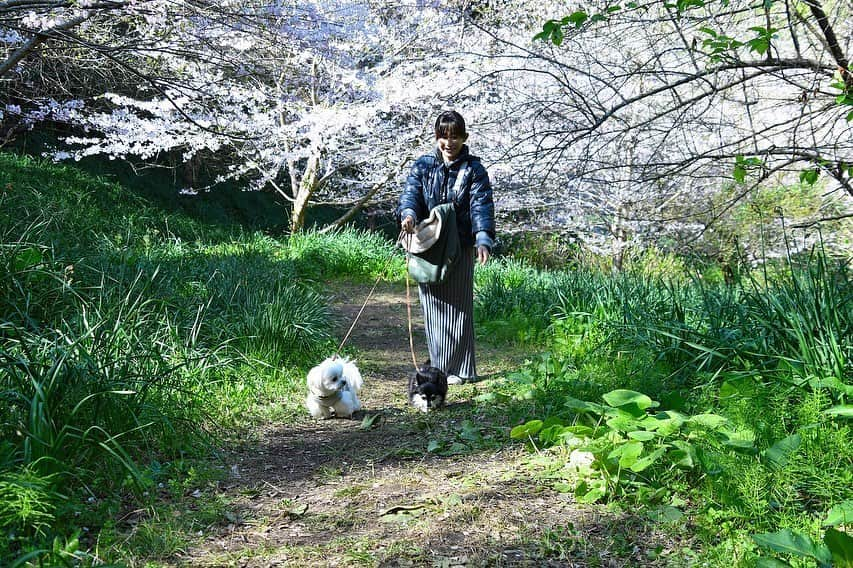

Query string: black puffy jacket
397 146 495 248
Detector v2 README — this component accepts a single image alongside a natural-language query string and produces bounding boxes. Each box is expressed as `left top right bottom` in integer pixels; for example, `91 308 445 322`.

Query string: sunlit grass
0 153 353 564
477 243 851 563
285 228 405 282
1 151 850 565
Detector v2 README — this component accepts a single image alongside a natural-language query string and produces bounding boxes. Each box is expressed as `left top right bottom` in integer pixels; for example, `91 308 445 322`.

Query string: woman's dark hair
434 110 467 139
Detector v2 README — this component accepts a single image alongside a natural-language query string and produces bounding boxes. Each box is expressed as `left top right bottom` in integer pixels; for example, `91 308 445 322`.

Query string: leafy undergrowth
0 153 406 566
97 285 697 567
1 153 850 566
477 255 852 566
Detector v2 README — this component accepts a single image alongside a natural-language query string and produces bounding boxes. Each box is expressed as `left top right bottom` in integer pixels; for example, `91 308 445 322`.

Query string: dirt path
180 281 679 567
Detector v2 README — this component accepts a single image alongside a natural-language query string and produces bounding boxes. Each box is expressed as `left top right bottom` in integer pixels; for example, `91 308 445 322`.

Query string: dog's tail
340 358 363 392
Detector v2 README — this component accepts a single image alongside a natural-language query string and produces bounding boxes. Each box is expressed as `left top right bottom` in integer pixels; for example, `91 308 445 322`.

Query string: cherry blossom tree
3 0 848 256
379 0 847 262
1 1 495 232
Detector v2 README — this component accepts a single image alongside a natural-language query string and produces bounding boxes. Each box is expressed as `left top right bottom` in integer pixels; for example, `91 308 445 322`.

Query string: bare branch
319 155 410 234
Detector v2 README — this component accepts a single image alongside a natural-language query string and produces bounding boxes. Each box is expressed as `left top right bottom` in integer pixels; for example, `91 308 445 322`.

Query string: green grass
0 152 405 565
476 247 851 564
285 228 405 283
1 151 851 565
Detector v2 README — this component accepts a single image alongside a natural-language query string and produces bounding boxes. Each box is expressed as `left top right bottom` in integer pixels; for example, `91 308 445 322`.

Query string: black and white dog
408 360 448 412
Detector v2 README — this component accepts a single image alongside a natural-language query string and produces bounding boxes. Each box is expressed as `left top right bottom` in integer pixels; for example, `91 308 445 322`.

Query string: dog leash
402 232 420 370
335 230 419 371
334 234 400 358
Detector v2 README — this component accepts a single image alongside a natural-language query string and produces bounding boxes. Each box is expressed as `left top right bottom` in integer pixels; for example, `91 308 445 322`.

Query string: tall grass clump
616 249 853 399
0 250 217 560
286 228 404 282
487 242 851 561
474 257 592 344
225 281 333 364
690 252 853 558
153 236 333 364
0 152 342 563
475 257 699 394
743 252 851 389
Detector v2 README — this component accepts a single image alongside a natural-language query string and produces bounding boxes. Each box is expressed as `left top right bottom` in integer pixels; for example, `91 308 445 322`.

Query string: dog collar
311 390 343 405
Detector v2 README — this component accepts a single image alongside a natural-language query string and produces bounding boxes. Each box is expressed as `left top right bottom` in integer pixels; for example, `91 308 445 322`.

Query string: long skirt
418 248 476 379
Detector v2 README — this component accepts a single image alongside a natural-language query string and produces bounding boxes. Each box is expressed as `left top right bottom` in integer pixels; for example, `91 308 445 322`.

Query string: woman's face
436 132 467 162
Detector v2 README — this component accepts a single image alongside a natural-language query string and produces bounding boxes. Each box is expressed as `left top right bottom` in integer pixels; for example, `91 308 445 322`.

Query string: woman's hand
401 215 415 234
477 245 490 265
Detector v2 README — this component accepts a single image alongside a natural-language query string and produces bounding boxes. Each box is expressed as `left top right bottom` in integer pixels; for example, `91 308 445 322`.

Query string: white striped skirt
418 249 476 379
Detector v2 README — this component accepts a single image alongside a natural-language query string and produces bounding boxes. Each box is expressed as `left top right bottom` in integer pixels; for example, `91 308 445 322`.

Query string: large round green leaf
608 441 644 468
627 431 656 441
689 413 729 429
824 527 853 566
602 389 655 410
752 528 823 559
565 396 605 415
823 501 853 527
671 440 697 468
630 447 666 472
510 420 543 440
762 434 801 470
606 415 641 432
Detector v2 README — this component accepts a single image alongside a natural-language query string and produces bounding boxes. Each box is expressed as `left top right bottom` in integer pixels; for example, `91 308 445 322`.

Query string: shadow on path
180 280 690 567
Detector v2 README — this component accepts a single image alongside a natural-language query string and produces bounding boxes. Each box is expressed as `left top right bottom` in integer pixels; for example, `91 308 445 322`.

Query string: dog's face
409 365 447 412
308 359 345 396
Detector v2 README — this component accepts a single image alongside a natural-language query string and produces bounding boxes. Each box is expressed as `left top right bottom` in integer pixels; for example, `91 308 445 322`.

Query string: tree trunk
802 0 852 89
612 203 630 273
290 153 320 233
319 155 410 234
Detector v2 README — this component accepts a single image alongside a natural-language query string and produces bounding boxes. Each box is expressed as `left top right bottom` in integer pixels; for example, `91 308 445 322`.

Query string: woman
398 110 495 384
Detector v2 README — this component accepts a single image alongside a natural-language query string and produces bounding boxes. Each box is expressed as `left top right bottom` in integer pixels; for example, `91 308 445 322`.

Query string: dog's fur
305 357 363 419
408 361 447 412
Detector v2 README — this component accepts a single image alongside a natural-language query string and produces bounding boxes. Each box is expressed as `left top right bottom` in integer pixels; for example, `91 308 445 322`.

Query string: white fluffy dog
305 357 363 419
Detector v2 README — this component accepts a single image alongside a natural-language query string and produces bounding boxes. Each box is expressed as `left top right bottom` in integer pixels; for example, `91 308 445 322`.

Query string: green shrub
498 232 580 270
494 245 851 561
622 246 691 281
512 389 754 504
742 252 851 390
475 258 583 342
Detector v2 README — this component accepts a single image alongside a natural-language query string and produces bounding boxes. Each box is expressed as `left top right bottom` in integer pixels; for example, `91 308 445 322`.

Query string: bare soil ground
178 281 685 567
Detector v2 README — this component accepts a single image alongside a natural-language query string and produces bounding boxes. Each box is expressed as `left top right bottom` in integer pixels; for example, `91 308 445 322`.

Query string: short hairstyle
434 110 467 139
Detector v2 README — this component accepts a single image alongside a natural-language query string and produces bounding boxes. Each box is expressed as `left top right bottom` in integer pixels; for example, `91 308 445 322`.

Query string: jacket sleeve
469 162 495 241
397 156 430 222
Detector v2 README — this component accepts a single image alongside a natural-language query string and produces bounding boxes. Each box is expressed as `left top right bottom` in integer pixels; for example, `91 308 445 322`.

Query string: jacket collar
434 145 470 168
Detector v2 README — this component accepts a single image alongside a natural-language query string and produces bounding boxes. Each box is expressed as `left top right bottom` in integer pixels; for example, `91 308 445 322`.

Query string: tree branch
319 155 410 234
790 212 853 228
801 0 852 88
0 13 87 77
